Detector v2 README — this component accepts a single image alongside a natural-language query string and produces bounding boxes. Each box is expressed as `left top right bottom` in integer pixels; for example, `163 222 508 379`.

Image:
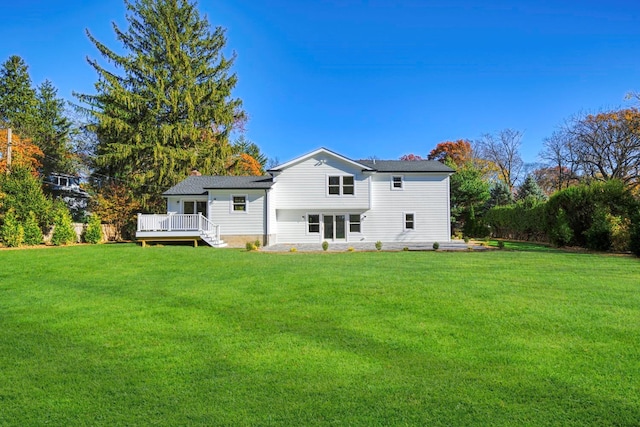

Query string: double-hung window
404 213 415 230
308 214 320 233
327 175 355 196
349 214 361 233
231 195 247 212
392 175 403 190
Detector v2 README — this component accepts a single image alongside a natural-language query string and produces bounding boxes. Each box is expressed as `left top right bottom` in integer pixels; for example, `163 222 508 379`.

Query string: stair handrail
198 214 221 243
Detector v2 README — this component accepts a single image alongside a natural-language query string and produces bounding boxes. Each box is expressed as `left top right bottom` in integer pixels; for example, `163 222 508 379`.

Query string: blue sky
2 0 639 165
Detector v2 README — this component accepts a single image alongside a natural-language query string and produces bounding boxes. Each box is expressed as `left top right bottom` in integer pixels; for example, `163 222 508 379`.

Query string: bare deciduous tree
475 129 524 192
564 108 640 187
539 130 580 192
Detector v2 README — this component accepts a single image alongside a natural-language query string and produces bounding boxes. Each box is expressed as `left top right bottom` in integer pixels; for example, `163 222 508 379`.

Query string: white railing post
168 213 172 231
137 213 142 231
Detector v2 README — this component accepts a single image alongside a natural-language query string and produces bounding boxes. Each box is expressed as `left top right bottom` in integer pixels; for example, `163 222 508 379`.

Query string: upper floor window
231 195 247 212
328 175 355 196
392 175 403 190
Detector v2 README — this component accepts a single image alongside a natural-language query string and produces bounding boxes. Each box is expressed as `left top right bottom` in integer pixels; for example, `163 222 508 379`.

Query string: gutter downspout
264 188 269 246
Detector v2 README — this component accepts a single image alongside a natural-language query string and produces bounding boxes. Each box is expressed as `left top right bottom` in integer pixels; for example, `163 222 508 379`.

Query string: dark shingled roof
163 176 274 196
358 160 454 173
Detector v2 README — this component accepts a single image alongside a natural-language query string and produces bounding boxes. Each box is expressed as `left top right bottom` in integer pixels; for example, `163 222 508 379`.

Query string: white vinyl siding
272 153 369 210
209 190 265 235
363 173 451 242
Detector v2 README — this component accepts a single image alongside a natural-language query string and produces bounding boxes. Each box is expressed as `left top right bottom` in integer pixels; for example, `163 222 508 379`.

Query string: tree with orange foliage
226 153 264 176
89 182 141 241
399 154 424 161
427 140 473 168
0 129 43 175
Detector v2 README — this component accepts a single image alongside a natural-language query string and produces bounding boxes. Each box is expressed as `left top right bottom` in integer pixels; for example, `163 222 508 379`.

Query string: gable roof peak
268 147 373 172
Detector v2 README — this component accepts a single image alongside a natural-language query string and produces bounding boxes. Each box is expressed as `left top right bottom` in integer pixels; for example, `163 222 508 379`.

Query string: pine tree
51 201 76 245
0 165 53 230
517 175 546 202
0 56 37 135
33 80 74 176
76 0 245 208
23 210 43 246
487 180 514 209
1 209 24 247
83 213 103 244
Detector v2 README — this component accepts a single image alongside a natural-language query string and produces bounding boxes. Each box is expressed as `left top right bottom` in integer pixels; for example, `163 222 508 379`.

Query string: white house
136 147 454 247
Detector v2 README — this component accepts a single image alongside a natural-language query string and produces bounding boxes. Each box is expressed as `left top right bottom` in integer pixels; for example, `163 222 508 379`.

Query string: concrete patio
260 240 489 252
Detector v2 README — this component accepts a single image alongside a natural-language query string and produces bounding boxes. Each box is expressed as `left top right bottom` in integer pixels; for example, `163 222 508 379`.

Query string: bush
347 246 355 252
546 180 638 249
585 208 613 251
51 203 76 246
289 247 297 252
84 214 103 244
432 242 439 250
403 247 409 251
610 215 631 252
322 241 329 251
1 209 24 247
23 211 42 246
254 239 261 249
497 240 505 250
549 208 573 247
375 241 382 251
0 166 53 231
245 241 256 251
484 200 547 241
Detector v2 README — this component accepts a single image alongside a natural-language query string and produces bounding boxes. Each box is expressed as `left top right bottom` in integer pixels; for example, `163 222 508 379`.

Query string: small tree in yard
1 209 24 247
51 202 76 245
23 210 42 245
84 214 103 244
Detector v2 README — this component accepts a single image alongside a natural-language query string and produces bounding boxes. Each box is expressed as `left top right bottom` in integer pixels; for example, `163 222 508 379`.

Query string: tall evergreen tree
486 180 514 209
34 80 73 176
517 175 546 202
0 55 37 135
76 0 245 208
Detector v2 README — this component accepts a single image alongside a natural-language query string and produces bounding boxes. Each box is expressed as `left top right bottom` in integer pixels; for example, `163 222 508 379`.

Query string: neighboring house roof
163 175 274 196
268 147 375 172
359 159 454 173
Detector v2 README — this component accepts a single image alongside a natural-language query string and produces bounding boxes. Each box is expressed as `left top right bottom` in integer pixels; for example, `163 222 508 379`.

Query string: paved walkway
261 240 488 252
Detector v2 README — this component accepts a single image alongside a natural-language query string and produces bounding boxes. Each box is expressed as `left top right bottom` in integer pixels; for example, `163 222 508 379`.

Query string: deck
136 213 225 247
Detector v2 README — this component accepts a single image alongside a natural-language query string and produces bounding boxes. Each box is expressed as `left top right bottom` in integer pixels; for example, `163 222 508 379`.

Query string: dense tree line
404 106 640 255
0 0 268 244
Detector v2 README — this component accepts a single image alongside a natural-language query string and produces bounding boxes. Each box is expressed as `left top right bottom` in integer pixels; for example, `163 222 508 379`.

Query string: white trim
270 147 374 172
181 198 208 215
391 175 404 190
230 194 248 214
348 213 362 234
306 213 321 235
403 212 415 231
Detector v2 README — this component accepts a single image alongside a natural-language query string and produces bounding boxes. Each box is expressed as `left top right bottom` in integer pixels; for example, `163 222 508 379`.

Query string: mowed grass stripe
0 245 638 426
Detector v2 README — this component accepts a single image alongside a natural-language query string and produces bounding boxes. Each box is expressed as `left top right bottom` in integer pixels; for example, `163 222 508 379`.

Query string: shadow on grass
487 240 563 253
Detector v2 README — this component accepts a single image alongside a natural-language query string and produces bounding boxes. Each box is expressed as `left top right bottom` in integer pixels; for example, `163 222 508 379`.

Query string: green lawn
1 245 639 426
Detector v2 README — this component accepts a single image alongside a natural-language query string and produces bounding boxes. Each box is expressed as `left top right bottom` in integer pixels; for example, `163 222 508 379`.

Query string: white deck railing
137 213 220 242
